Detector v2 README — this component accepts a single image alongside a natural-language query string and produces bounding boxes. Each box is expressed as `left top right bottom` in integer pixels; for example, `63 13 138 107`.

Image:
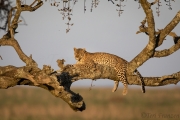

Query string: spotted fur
74 48 145 95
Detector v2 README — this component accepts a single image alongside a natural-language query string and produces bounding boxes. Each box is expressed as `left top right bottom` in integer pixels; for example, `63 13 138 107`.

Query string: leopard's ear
74 47 77 51
83 48 86 51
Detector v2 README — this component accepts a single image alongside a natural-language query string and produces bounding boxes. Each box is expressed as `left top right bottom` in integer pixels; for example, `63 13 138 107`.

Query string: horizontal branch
0 0 85 112
0 65 85 111
1 58 180 111
60 62 180 87
128 74 180 86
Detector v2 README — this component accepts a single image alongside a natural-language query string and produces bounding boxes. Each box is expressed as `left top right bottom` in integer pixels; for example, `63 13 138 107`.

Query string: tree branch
0 65 85 111
154 40 180 57
1 59 180 111
0 0 85 112
153 32 180 57
0 0 180 112
60 63 180 87
4 0 43 39
0 38 37 66
127 0 156 73
157 10 180 47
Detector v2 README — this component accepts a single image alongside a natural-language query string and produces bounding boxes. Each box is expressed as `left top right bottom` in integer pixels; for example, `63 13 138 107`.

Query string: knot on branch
136 18 161 36
42 65 54 75
56 59 65 72
136 18 149 35
168 32 180 44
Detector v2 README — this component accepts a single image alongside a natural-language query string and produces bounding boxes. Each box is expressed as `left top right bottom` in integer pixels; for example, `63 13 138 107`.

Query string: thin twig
89 80 95 91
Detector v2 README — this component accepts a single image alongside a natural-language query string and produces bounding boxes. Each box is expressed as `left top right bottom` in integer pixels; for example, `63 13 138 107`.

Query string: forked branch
154 32 180 57
0 38 37 66
127 0 156 74
0 0 85 112
157 10 180 47
127 1 180 74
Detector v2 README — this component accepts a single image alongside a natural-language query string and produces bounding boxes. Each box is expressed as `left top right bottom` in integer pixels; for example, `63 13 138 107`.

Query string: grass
0 86 180 120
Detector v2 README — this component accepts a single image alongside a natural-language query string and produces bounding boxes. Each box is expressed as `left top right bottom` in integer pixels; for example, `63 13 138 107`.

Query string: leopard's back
82 52 128 67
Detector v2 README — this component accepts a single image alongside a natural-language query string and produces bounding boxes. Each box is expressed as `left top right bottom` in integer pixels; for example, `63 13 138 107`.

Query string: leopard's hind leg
115 64 128 95
112 81 119 92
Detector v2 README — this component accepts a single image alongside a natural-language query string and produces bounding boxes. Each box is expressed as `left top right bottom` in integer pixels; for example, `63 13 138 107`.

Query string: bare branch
0 38 37 66
154 41 180 57
0 0 85 111
157 10 180 47
0 65 85 111
154 32 180 57
127 1 180 74
127 0 156 73
136 18 148 35
128 74 180 86
150 0 159 6
1 56 180 111
61 61 180 87
3 0 43 39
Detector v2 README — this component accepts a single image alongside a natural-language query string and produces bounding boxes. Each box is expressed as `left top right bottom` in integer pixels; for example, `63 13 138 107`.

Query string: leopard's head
74 48 86 61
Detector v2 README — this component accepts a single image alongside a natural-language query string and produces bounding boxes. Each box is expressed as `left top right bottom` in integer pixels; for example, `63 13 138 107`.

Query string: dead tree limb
154 32 180 57
0 0 85 112
0 38 37 66
154 41 180 57
157 10 180 47
127 1 180 74
127 0 156 74
0 60 180 111
59 62 180 87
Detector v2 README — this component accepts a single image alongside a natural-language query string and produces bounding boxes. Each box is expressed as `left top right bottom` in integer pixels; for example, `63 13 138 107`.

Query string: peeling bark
0 65 85 111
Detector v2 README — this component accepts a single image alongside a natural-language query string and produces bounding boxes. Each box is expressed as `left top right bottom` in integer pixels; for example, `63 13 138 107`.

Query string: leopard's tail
134 70 145 93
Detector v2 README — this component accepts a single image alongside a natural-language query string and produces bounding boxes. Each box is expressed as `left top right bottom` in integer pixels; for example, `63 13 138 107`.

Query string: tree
0 0 180 111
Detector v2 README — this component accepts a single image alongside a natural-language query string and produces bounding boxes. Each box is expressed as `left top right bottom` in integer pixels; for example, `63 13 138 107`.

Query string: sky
0 0 180 89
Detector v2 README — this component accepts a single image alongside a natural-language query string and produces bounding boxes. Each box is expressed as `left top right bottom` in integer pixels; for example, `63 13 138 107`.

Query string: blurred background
0 0 180 120
0 87 180 120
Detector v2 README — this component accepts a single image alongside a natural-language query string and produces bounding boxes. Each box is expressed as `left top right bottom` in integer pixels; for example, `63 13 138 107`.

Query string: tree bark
0 0 180 112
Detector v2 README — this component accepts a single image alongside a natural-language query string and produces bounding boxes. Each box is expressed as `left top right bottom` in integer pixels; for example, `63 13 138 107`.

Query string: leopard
74 47 145 95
